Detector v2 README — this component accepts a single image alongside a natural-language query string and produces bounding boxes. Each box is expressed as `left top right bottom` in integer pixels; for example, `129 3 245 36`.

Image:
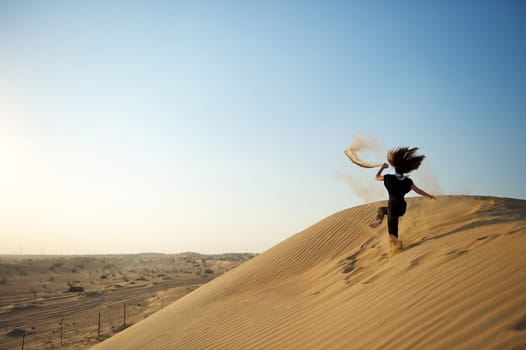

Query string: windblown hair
387 147 425 174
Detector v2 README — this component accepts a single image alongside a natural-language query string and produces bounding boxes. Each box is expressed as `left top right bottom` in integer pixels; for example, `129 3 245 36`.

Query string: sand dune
92 196 526 350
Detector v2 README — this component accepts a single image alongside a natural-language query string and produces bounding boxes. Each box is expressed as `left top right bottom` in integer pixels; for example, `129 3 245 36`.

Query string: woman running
369 147 436 248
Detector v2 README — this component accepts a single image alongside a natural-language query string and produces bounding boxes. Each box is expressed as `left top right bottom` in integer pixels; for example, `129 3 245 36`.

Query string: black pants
376 200 407 238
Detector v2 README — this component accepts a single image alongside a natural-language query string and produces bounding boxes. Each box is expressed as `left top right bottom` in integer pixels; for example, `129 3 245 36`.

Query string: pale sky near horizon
1 1 525 255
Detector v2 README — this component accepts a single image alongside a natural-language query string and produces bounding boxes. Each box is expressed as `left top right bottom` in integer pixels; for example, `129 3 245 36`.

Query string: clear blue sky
1 1 525 254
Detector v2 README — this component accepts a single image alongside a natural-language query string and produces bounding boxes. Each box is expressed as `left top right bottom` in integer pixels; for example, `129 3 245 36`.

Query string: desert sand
92 195 526 350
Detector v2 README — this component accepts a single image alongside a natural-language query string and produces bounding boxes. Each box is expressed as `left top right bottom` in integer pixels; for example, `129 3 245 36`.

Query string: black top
384 174 413 202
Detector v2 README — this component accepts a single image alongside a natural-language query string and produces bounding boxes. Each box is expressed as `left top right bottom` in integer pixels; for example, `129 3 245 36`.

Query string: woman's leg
387 214 403 250
387 214 399 238
387 201 405 239
369 207 387 228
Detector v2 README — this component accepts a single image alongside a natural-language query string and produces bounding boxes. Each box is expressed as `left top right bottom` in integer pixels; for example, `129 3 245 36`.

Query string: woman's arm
411 184 437 200
375 163 389 181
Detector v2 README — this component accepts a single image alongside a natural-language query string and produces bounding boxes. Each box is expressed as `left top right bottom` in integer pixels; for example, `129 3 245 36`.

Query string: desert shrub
67 286 84 293
204 268 214 274
112 323 130 333
0 276 7 285
49 262 63 271
7 328 28 337
16 267 29 276
67 281 83 293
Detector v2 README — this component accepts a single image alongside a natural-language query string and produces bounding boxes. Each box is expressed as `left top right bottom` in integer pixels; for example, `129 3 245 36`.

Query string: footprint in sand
465 233 502 250
443 234 500 259
408 253 432 269
513 315 526 331
506 228 524 236
476 234 500 242
342 254 357 274
445 249 469 258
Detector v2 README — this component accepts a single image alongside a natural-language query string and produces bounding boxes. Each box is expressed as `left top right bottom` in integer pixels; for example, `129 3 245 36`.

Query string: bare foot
369 219 382 228
389 235 403 250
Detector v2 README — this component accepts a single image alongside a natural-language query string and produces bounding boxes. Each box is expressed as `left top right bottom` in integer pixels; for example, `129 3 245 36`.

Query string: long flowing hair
387 147 425 174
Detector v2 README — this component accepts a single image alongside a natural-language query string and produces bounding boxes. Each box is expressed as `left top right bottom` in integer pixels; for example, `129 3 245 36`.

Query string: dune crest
92 196 526 350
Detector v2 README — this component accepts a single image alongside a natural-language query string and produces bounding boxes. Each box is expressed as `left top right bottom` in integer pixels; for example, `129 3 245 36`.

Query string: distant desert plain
0 252 255 349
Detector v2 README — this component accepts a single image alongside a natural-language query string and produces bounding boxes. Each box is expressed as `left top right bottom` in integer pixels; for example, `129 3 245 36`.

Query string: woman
369 147 436 248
